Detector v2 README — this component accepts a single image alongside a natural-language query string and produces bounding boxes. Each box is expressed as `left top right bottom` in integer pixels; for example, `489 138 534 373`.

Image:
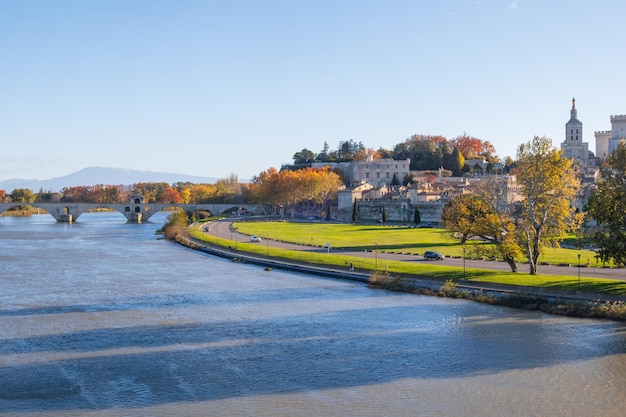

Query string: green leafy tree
293 148 317 165
352 198 359 223
413 206 421 225
10 188 35 203
585 141 626 266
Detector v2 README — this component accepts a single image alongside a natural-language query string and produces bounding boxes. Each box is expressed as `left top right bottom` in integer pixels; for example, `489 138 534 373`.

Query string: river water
0 212 625 416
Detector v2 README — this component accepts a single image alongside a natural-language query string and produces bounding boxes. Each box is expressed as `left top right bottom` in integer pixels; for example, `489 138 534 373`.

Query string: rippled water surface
1 212 625 416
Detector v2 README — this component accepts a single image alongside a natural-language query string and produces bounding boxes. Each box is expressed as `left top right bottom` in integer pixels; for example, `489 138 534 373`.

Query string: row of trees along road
442 136 583 275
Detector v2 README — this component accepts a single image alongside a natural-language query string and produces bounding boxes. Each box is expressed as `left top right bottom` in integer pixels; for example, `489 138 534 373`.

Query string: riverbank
176 233 626 321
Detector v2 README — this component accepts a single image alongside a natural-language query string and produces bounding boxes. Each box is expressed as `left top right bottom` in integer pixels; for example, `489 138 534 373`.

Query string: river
0 212 625 416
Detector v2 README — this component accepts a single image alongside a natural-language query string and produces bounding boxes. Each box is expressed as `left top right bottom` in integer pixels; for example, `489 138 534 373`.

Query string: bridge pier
125 212 143 223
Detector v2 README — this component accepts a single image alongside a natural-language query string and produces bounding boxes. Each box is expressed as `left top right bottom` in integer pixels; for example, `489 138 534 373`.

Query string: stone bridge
0 201 269 223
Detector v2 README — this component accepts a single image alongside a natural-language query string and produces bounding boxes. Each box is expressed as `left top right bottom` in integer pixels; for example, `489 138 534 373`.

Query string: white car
250 235 262 242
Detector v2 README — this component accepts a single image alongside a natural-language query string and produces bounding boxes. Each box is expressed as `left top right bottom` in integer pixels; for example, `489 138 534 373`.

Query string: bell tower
561 98 588 163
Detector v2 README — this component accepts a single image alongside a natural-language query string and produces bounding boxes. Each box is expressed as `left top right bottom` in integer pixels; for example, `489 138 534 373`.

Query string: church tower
561 98 588 163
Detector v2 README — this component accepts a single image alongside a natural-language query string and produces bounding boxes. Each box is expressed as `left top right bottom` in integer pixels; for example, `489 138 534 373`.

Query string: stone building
595 115 626 161
349 156 411 187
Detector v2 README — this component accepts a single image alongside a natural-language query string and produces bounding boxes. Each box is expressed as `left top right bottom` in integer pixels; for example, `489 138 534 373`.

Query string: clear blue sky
1 0 624 182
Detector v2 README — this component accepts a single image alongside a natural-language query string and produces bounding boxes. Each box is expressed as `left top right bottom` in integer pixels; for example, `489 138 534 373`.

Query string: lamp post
577 253 581 291
375 242 378 271
463 247 466 280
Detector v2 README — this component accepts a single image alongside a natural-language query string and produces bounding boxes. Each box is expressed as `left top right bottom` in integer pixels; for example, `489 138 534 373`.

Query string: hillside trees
585 141 626 266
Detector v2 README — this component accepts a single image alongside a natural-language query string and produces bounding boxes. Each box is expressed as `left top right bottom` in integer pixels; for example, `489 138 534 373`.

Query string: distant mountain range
0 167 219 192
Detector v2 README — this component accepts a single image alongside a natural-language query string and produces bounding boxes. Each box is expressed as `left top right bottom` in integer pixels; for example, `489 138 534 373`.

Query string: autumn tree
133 182 171 203
449 135 496 159
215 173 242 203
585 141 626 266
442 193 495 243
353 148 381 162
158 186 183 204
514 136 583 274
250 167 342 217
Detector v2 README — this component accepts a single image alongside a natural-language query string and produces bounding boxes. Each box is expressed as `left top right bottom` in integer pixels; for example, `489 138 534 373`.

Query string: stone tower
561 98 588 163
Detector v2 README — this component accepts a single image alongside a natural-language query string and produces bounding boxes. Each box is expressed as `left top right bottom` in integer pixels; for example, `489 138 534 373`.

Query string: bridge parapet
0 203 269 222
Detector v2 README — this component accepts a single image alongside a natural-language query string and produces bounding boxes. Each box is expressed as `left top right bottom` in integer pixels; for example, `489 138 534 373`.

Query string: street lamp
577 253 581 291
375 242 378 271
463 247 466 280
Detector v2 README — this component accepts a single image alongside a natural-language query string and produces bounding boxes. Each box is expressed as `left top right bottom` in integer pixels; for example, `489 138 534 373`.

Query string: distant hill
0 167 219 192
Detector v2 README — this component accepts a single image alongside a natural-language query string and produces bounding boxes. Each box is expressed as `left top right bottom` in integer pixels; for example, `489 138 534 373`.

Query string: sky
1 0 625 182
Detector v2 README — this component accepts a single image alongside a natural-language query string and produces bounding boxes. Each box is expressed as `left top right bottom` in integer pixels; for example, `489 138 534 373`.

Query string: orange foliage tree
449 135 496 159
250 167 342 217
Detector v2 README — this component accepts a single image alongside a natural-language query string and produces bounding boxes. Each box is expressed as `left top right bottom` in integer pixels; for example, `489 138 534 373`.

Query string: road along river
1 212 625 416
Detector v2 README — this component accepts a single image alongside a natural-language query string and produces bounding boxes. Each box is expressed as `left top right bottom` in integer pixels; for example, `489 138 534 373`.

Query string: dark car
423 250 444 260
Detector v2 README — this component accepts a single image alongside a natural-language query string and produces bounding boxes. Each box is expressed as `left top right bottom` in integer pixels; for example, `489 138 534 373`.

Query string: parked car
423 250 444 260
250 235 262 242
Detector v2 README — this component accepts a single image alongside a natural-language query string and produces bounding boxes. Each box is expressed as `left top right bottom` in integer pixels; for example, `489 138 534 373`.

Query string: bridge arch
0 200 270 223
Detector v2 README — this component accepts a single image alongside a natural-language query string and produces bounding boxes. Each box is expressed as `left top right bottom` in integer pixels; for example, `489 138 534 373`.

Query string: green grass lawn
186 220 626 296
233 220 601 266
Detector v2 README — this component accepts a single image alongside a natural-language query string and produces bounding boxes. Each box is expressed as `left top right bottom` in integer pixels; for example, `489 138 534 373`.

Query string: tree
514 136 583 274
158 186 183 204
9 188 35 204
585 141 626 266
352 198 359 223
382 207 387 223
449 135 496 159
413 206 421 225
293 148 317 165
250 167 342 217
